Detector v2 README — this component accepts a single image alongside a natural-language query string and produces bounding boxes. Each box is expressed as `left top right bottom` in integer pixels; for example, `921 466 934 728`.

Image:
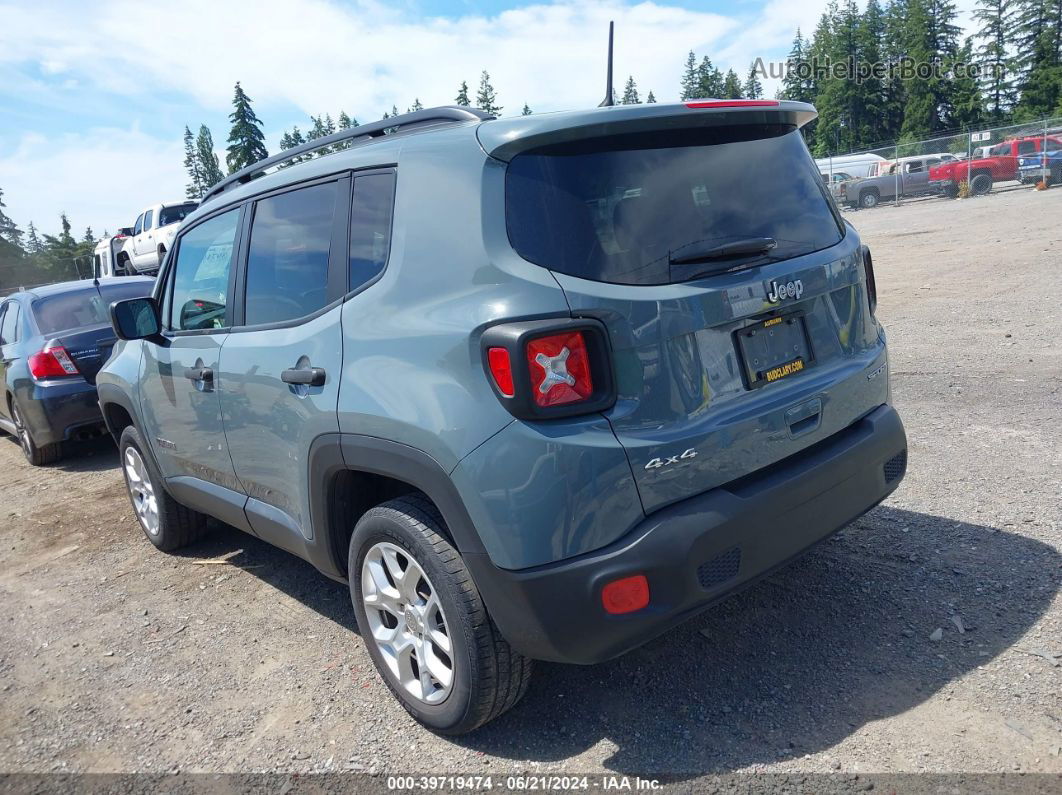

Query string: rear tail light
486 347 515 397
861 245 877 315
28 344 79 379
481 320 615 420
601 575 650 615
525 331 593 407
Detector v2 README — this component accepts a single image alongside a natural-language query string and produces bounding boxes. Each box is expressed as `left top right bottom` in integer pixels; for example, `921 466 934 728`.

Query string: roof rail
201 105 494 205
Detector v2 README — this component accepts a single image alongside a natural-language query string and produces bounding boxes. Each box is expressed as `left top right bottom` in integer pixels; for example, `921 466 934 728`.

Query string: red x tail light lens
525 331 594 407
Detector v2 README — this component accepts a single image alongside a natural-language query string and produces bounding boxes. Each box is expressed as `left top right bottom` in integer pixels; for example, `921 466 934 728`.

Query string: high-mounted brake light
602 575 650 615
685 100 780 109
28 344 79 379
525 331 594 407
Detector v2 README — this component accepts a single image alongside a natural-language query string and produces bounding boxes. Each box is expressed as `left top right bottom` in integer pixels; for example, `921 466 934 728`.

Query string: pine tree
25 222 42 254
622 75 640 104
901 0 940 140
780 30 815 103
880 0 909 141
646 91 657 103
196 125 225 190
0 187 22 248
697 56 725 98
289 126 307 160
950 37 986 128
183 125 204 200
408 98 424 112
476 71 502 114
680 51 699 99
455 80 471 106
82 227 95 244
744 63 764 99
1012 0 1062 118
279 131 294 150
856 0 887 143
338 111 357 129
225 82 268 174
521 103 532 115
722 69 743 98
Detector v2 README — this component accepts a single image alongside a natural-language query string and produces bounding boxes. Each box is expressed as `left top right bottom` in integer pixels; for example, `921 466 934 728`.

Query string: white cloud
0 127 187 236
1 0 743 118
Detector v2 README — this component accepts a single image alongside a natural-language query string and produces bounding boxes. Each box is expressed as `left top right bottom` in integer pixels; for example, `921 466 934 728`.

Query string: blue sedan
0 277 154 465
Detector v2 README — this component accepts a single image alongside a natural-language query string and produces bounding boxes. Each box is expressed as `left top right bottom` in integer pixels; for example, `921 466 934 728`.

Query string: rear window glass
505 124 844 285
32 281 153 335
159 203 198 227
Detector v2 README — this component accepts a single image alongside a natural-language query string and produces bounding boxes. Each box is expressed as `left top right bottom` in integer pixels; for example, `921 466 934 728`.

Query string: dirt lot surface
1 186 1060 783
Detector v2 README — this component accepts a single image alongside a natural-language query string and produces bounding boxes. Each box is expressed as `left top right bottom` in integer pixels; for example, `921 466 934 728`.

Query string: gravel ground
0 186 1060 784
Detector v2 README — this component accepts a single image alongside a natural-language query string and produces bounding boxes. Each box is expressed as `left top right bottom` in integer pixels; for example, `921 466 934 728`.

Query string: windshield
505 124 844 285
159 203 198 227
32 281 153 335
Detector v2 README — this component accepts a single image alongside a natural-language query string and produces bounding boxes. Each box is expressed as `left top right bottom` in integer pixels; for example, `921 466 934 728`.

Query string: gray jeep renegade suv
99 101 907 733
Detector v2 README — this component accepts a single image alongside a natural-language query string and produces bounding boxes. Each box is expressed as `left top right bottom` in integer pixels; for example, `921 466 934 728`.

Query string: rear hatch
494 103 888 512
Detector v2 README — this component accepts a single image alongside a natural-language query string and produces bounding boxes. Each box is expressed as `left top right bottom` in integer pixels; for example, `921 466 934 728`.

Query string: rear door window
505 124 844 285
349 172 396 291
169 209 240 331
244 181 338 326
0 303 17 345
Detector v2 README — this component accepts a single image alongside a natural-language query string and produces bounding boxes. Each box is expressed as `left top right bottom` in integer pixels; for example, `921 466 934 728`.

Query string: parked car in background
115 201 198 276
100 101 906 734
92 228 134 278
929 135 1062 196
0 277 154 464
814 152 887 179
839 156 942 208
1018 149 1062 185
820 170 855 200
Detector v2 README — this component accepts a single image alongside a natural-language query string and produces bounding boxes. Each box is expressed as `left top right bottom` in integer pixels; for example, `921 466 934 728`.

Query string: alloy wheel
124 446 160 537
361 541 454 705
11 405 32 458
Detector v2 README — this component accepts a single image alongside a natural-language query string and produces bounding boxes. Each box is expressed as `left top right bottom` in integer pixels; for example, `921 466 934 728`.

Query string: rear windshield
32 281 153 335
159 203 198 227
505 124 844 285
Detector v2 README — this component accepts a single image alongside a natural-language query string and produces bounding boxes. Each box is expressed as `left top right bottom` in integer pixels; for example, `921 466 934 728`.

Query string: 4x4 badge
644 448 698 470
766 278 804 303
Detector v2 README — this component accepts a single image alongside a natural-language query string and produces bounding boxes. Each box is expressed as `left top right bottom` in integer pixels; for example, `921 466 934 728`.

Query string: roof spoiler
478 100 817 162
200 106 494 205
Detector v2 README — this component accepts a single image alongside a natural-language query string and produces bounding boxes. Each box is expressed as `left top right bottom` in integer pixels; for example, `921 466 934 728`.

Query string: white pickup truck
112 201 198 275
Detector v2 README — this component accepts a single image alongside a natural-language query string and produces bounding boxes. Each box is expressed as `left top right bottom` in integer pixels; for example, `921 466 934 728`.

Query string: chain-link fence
816 115 1062 209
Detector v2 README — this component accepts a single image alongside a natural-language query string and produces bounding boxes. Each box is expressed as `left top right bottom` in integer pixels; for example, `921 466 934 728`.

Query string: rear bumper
20 380 104 445
469 404 907 664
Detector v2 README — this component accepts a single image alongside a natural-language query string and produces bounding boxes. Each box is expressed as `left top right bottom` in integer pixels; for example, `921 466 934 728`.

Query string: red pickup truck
929 135 1062 196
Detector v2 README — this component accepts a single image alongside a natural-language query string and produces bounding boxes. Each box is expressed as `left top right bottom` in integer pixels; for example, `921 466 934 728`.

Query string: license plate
735 313 814 389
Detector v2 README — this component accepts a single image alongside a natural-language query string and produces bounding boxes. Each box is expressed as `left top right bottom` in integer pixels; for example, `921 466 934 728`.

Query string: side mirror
110 297 161 341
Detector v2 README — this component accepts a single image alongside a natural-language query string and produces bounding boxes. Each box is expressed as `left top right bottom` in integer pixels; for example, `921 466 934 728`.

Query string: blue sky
0 0 975 237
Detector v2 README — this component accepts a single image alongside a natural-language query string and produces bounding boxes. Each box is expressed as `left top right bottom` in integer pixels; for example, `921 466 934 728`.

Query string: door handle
184 366 213 383
281 367 326 387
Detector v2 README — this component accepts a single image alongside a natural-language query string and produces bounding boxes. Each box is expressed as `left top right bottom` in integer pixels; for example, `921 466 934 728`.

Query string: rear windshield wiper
669 237 778 266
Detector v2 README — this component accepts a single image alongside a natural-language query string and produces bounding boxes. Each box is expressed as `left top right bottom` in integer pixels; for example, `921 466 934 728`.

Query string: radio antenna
598 21 615 107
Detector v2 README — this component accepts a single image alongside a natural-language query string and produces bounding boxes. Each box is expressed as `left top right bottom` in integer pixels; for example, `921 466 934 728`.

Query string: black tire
860 190 880 209
1051 166 1061 186
349 495 532 734
942 184 959 199
971 173 993 195
10 400 61 466
118 424 208 551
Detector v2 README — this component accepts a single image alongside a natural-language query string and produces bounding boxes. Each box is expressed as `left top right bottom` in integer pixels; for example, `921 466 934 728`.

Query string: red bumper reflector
601 575 650 615
487 347 515 397
685 100 780 109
